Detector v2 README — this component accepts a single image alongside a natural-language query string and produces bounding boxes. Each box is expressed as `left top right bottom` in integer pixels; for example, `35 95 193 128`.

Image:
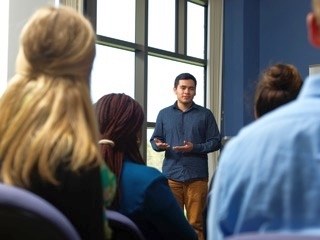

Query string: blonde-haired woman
0 5 115 240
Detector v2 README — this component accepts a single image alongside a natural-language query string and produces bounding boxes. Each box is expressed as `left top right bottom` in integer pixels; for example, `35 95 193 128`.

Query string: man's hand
154 138 170 150
172 141 193 152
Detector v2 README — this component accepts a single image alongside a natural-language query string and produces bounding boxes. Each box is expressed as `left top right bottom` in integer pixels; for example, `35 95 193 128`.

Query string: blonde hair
0 5 102 186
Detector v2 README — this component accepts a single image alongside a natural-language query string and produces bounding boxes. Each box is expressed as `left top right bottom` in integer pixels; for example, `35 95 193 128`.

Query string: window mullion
135 0 148 160
175 0 187 55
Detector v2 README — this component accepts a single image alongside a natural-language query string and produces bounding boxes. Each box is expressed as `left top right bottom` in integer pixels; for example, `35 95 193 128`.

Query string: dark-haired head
95 93 145 208
95 93 145 166
254 63 303 118
174 73 197 88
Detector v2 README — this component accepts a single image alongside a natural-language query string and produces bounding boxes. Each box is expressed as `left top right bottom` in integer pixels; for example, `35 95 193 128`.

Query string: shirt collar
298 74 320 99
172 101 197 111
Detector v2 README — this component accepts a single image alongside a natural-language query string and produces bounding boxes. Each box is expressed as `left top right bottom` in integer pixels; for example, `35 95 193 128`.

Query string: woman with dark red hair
95 93 197 240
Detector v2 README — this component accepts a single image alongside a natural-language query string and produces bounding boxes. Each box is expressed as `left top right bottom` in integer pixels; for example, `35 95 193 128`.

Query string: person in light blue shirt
207 1 320 239
150 73 221 240
203 63 302 240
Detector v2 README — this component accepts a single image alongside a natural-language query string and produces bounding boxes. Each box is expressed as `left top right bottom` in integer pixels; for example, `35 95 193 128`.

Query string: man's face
174 79 196 104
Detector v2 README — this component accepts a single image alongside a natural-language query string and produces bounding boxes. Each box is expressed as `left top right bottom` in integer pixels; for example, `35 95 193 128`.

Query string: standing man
150 72 221 240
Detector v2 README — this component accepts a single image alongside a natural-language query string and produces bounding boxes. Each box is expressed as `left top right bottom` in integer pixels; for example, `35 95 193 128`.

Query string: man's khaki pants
168 179 208 240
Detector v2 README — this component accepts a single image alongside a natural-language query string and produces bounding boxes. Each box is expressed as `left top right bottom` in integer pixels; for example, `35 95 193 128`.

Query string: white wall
0 0 9 96
7 0 55 83
207 0 224 181
309 64 320 75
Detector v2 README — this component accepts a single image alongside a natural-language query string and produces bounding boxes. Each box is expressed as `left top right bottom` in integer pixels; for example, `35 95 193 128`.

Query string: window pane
90 45 135 103
147 128 164 171
187 2 205 58
148 0 175 52
96 0 135 42
147 56 204 122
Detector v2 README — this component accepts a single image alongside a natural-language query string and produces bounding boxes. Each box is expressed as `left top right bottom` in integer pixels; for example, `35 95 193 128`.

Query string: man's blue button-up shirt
150 101 221 182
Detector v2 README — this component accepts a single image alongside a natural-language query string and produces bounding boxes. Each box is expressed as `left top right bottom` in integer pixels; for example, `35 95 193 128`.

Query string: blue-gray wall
222 0 317 136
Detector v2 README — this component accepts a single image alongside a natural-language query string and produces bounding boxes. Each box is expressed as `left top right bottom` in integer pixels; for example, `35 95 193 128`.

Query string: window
187 1 205 58
85 0 212 171
96 0 135 42
91 45 135 103
148 0 175 52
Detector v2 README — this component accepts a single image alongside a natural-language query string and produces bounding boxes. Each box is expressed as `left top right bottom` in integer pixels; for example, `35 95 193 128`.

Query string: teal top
118 159 197 240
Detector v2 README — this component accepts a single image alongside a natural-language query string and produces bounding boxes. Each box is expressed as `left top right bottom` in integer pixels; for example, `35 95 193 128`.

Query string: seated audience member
207 0 320 235
95 93 198 240
253 63 302 119
203 64 302 240
206 63 304 240
0 5 115 240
